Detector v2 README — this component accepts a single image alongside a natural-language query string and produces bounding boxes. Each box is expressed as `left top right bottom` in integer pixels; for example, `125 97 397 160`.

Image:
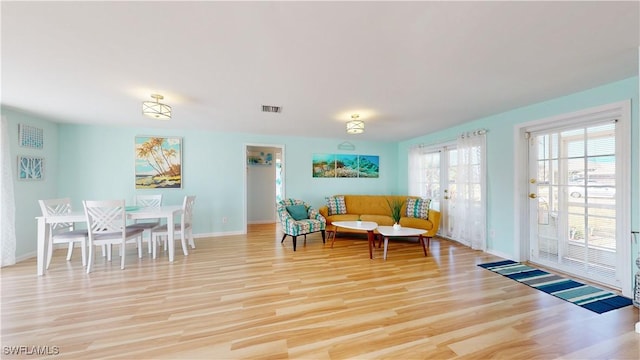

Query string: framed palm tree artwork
135 136 182 189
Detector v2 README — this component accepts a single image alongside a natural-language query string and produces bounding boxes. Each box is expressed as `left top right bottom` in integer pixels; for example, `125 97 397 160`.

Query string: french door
526 102 630 291
410 143 459 241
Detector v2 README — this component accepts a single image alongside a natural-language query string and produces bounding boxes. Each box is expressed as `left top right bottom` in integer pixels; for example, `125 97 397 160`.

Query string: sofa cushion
400 216 433 231
326 196 347 215
406 198 431 220
286 204 308 220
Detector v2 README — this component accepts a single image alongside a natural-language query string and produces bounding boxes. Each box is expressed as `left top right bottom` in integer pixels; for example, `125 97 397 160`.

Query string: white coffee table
376 226 429 260
331 221 378 259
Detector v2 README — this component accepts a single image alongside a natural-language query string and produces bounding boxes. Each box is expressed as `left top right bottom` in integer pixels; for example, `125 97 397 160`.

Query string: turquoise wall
56 126 398 235
3 76 638 263
398 77 639 259
2 109 60 258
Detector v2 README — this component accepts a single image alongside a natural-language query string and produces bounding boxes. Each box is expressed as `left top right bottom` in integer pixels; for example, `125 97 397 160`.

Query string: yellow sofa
318 195 441 239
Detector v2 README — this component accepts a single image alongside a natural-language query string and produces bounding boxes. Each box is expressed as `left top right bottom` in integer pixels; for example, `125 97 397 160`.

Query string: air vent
261 105 282 113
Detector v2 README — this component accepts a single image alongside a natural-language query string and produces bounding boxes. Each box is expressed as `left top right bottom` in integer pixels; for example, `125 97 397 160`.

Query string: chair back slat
182 196 196 227
83 200 126 235
38 198 74 232
135 194 162 207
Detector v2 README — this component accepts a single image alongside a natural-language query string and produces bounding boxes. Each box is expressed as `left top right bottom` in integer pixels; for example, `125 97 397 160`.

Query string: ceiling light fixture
346 114 364 134
142 94 171 120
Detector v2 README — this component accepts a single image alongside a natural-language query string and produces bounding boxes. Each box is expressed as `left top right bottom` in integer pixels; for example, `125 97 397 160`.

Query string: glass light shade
142 95 171 120
346 120 365 134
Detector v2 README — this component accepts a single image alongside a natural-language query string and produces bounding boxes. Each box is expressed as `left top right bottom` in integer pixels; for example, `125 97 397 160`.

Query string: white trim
248 220 278 225
514 100 632 296
194 231 245 238
486 249 514 261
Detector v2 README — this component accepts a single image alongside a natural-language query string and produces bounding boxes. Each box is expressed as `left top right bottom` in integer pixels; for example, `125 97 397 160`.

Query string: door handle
529 193 537 199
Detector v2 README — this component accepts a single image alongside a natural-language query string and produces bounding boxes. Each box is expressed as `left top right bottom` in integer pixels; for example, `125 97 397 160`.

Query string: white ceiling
2 1 638 141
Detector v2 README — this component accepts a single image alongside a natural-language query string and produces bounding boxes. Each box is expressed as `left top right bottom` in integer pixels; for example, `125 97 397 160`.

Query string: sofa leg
292 236 297 251
321 230 326 243
281 234 287 243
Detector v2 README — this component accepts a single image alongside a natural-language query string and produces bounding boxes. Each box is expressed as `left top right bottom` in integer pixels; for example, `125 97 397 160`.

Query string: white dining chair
152 195 196 259
38 198 88 269
83 199 145 273
127 194 163 254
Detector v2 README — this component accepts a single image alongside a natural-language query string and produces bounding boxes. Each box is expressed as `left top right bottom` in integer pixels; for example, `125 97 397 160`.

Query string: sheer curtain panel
408 145 428 197
452 130 487 250
1 116 17 267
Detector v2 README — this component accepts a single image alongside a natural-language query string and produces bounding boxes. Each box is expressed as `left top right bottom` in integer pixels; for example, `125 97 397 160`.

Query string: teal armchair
277 199 326 251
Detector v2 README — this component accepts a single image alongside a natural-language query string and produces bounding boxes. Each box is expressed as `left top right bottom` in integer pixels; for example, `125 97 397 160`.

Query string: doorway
244 144 284 231
516 101 631 295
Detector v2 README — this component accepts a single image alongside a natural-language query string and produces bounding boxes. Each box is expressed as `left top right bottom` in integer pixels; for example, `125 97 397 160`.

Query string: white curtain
408 145 427 197
0 116 17 267
452 130 486 250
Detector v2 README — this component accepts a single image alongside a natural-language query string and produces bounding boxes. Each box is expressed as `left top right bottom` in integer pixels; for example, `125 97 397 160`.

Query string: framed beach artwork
135 136 182 189
312 154 336 178
312 153 379 178
17 155 44 180
357 155 380 178
335 154 358 178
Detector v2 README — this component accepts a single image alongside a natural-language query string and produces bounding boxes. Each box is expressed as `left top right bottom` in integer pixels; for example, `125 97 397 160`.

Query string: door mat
478 260 633 314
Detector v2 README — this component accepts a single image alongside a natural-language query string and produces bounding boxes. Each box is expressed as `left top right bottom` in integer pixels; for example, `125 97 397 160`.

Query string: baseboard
194 231 245 238
247 220 276 225
485 248 514 261
15 251 35 264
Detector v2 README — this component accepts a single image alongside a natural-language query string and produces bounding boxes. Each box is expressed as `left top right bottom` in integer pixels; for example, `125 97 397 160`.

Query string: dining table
35 205 183 275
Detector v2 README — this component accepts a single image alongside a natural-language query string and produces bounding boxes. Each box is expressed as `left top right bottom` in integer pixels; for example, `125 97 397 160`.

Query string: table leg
168 216 175 262
367 230 374 259
383 237 389 260
36 217 48 276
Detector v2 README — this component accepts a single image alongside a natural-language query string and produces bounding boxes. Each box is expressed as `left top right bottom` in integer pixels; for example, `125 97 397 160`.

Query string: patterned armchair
277 199 326 251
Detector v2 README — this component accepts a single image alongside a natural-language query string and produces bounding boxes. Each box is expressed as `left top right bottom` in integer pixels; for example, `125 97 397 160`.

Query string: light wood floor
2 224 639 359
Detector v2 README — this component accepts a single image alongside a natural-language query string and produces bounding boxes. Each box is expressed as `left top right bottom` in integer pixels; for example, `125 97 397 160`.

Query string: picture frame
312 153 379 178
17 156 44 180
135 136 182 189
247 151 273 166
18 124 44 149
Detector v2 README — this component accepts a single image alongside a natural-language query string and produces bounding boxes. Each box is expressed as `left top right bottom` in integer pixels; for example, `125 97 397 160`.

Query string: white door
411 144 458 240
526 105 630 291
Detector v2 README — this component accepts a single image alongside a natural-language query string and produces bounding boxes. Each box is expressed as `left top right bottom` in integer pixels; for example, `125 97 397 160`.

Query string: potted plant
387 198 405 230
356 215 362 226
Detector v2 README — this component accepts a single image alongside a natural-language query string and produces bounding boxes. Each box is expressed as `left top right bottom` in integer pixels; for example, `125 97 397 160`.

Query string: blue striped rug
478 260 632 314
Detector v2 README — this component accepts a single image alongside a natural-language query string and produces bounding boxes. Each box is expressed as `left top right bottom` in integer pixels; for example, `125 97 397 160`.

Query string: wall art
247 151 273 165
312 153 379 178
19 124 43 149
135 136 182 189
18 156 44 180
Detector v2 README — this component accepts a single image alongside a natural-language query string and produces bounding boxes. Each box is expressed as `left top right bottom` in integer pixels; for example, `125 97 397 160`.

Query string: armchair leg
321 230 326 243
281 234 287 243
292 236 297 251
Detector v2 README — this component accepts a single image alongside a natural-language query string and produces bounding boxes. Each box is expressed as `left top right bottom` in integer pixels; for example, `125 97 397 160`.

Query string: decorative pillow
325 196 347 216
405 198 431 220
286 204 309 221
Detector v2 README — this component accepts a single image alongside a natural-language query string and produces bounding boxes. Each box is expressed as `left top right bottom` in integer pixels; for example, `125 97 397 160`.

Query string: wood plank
1 223 638 359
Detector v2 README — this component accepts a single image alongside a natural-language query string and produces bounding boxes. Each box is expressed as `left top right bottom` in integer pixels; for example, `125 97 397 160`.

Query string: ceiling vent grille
261 105 282 113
